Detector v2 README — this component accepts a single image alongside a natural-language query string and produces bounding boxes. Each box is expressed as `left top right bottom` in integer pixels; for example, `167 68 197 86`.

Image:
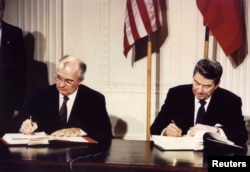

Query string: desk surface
0 139 249 172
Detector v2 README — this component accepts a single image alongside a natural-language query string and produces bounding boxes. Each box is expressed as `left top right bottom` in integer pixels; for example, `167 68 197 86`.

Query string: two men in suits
151 59 248 146
20 55 113 143
0 0 26 136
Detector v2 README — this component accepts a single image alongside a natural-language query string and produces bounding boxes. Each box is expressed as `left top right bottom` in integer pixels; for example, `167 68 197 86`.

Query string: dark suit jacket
19 84 113 143
150 84 248 146
0 21 26 136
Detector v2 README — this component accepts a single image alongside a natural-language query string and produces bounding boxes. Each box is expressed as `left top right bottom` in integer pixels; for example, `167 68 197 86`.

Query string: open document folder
152 131 239 151
152 135 204 151
2 132 97 146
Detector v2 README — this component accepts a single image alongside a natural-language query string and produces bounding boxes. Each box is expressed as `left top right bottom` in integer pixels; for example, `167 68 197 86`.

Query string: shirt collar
195 96 211 105
59 88 78 100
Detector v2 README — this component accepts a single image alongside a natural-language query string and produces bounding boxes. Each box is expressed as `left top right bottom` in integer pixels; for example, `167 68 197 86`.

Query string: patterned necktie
59 96 69 125
196 100 206 124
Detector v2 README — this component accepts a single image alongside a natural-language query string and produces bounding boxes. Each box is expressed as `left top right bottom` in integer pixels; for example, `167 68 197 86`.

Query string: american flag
123 0 163 57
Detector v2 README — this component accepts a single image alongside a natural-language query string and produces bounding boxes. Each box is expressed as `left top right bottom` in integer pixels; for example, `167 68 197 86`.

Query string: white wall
4 0 250 140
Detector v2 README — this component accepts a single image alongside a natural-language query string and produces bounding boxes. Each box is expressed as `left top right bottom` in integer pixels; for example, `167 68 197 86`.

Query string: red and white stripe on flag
123 0 163 57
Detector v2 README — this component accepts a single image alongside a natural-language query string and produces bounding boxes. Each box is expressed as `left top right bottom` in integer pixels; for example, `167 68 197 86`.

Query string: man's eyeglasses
54 75 74 86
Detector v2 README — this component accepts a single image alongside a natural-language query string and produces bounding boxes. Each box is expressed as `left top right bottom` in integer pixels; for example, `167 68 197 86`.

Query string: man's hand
188 124 218 136
163 123 182 137
51 128 81 137
20 119 38 135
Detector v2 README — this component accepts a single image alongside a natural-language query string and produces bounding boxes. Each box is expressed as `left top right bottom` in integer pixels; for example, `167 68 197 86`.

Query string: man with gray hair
20 55 113 143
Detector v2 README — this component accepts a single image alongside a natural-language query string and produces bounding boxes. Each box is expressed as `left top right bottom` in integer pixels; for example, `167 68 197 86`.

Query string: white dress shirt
59 88 78 122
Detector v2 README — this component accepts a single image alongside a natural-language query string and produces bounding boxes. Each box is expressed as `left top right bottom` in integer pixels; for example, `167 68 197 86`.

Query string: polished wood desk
0 139 249 172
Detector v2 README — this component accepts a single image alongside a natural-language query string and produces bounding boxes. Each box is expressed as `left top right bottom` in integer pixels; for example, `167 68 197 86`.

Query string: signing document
152 131 236 151
2 132 93 146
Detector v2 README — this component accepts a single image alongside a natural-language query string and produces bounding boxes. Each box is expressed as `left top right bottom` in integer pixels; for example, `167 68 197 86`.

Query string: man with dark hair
151 59 248 146
0 0 26 136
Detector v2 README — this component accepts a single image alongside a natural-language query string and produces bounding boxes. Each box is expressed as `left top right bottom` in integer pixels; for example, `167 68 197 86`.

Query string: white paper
2 132 89 145
152 135 204 151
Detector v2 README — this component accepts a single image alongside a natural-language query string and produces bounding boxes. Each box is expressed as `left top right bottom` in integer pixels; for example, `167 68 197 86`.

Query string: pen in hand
30 116 33 126
29 115 37 133
171 120 182 137
171 120 176 125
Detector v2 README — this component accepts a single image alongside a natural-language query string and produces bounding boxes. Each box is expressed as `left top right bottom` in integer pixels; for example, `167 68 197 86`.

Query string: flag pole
146 34 152 141
204 26 209 58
